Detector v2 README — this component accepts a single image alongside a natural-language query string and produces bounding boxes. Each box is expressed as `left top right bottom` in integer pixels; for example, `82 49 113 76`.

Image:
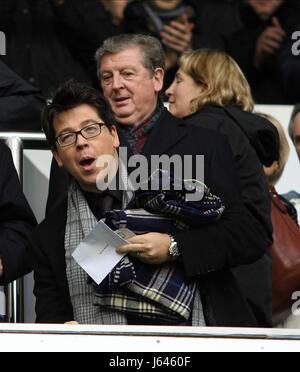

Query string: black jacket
31 109 269 326
184 105 277 326
184 105 277 240
0 0 92 98
50 0 124 87
224 0 300 103
0 60 44 132
0 142 37 285
277 20 300 104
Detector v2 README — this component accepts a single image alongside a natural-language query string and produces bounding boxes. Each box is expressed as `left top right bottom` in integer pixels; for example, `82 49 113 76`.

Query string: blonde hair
179 49 254 113
258 113 290 185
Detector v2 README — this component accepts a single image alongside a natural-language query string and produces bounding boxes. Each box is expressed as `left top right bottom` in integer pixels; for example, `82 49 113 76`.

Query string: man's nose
112 74 124 90
75 132 89 148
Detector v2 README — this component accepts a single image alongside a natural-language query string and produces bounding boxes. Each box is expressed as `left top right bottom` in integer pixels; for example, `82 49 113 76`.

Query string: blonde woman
166 48 280 327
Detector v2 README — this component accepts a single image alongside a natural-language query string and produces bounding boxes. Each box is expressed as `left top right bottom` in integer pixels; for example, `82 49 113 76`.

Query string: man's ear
274 160 280 172
52 148 64 168
110 125 120 149
153 67 165 93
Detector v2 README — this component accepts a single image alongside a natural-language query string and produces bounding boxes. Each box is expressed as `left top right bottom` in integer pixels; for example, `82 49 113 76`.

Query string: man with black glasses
30 79 124 324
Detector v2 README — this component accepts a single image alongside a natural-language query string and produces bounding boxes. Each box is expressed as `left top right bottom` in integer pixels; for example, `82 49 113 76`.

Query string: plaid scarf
132 169 225 226
104 208 188 234
119 102 164 154
93 175 225 323
95 257 197 324
65 181 128 324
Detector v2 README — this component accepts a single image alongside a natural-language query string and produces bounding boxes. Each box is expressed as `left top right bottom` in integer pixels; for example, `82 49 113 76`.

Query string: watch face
170 242 179 257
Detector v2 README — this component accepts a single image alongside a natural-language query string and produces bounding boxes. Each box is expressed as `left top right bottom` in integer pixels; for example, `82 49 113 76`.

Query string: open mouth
79 158 95 170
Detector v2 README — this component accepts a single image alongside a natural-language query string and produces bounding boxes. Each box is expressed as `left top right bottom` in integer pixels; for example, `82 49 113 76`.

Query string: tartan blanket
95 256 197 323
104 208 188 235
135 189 225 226
93 179 225 323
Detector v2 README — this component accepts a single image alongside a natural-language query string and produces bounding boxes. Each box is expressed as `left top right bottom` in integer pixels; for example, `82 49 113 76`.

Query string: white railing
0 132 46 323
0 324 300 351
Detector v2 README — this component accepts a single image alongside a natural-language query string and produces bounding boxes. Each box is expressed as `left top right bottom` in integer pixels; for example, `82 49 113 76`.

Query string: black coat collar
141 108 187 157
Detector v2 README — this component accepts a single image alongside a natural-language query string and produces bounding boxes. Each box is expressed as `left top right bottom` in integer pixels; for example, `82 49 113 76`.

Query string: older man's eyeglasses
56 123 106 147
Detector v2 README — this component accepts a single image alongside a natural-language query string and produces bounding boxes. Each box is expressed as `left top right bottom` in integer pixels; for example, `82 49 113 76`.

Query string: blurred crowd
0 0 300 106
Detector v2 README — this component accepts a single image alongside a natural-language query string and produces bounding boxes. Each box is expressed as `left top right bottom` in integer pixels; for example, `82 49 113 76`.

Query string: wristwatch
168 235 180 260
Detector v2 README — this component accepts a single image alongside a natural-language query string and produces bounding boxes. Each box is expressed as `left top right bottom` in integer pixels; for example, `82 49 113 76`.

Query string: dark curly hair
42 79 116 148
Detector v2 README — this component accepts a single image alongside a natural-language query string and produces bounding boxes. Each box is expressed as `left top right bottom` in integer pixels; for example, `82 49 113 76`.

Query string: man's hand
117 233 172 265
0 258 3 278
254 17 286 68
160 14 194 54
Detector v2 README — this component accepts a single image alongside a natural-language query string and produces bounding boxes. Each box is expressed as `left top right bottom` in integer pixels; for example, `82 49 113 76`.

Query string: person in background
32 0 240 94
50 0 124 87
276 20 300 104
0 60 40 322
288 104 300 161
261 114 297 224
224 0 300 104
165 48 280 326
283 104 300 225
101 0 130 27
104 0 239 87
122 0 194 86
0 143 37 285
261 113 300 328
0 0 92 98
0 60 43 132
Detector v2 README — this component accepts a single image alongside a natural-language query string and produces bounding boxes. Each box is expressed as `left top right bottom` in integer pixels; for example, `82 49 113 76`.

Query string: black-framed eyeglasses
55 122 106 147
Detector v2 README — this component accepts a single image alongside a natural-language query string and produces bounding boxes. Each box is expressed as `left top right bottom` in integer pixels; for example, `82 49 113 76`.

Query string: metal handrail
0 132 47 323
0 132 46 141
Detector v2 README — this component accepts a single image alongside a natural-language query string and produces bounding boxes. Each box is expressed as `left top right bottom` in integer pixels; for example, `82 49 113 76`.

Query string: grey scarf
65 181 128 324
